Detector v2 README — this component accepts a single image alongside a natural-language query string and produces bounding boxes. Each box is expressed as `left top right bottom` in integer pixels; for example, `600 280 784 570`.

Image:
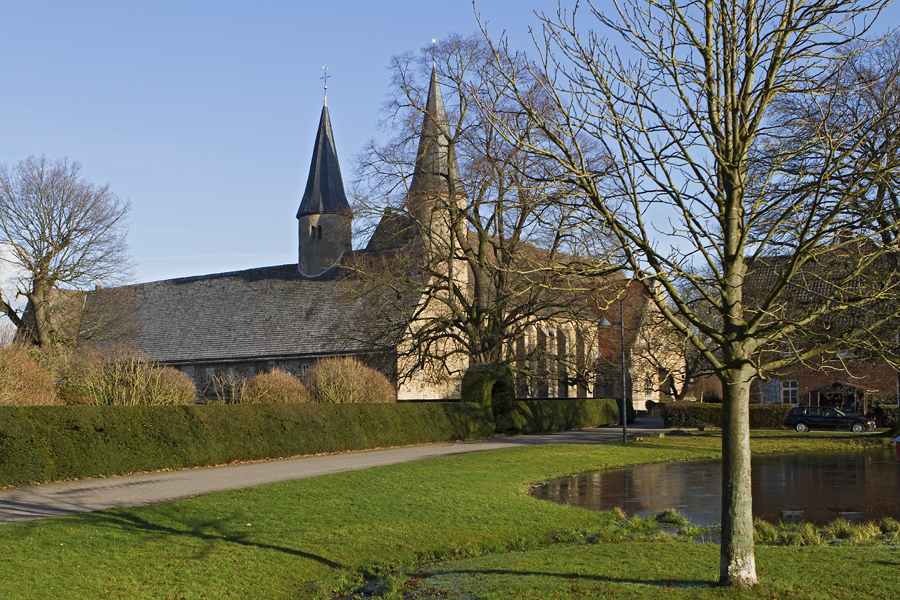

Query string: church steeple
297 105 351 218
297 103 352 277
366 67 465 252
408 67 463 205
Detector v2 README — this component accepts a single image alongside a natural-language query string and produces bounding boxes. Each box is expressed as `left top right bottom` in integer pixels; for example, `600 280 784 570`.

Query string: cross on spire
321 65 330 106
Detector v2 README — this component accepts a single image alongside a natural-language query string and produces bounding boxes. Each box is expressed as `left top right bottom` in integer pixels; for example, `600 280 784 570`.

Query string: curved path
0 418 670 524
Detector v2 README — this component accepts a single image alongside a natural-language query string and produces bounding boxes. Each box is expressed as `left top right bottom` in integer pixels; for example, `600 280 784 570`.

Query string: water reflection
532 447 900 526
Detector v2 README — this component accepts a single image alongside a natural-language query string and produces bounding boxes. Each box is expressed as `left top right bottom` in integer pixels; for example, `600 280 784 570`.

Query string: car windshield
834 409 846 416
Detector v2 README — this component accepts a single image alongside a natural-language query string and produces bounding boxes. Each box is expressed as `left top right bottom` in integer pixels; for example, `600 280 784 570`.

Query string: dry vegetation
0 344 60 405
241 368 309 403
0 343 397 406
305 356 396 403
62 348 197 405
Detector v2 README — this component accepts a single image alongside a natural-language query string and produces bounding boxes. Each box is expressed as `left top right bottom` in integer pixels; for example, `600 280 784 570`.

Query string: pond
531 447 900 526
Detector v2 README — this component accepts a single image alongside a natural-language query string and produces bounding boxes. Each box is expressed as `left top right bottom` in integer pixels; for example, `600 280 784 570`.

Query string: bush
206 371 248 404
660 402 794 429
62 348 197 405
880 405 898 429
242 368 309 404
0 402 493 486
509 398 619 433
306 357 396 403
0 344 59 405
461 363 516 431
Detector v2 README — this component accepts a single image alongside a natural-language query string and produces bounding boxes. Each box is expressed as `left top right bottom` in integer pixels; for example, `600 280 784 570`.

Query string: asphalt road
0 418 669 524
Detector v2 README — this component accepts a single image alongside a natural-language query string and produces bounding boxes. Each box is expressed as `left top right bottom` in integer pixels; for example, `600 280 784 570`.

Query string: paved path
0 418 669 524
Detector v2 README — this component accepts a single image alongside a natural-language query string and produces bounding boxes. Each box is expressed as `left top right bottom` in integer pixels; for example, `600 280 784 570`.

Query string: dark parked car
784 406 876 433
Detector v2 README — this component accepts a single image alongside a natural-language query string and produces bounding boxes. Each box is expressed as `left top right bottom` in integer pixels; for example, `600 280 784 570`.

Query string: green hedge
507 398 620 434
460 363 517 431
876 405 898 429
0 403 493 487
660 402 794 429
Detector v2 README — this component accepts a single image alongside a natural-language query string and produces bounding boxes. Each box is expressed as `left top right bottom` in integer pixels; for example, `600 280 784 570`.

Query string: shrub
783 522 823 546
0 402 494 486
660 402 794 428
62 348 197 405
753 518 779 543
880 405 898 429
461 363 516 430
878 517 900 535
306 357 396 404
206 371 248 404
655 509 689 527
242 368 309 404
0 344 59 405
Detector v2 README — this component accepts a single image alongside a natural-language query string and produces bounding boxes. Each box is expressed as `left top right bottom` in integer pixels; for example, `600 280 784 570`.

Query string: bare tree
482 0 898 586
353 35 618 393
631 277 720 402
0 156 133 348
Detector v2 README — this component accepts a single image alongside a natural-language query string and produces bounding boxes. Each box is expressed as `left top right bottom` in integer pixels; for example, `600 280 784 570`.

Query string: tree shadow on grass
413 567 713 590
79 506 344 569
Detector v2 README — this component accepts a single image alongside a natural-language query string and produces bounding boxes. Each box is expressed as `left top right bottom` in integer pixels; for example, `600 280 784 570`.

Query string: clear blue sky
1 2 897 285
0 0 542 284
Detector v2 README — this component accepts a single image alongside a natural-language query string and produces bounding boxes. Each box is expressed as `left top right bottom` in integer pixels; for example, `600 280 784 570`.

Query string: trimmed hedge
876 405 898 429
0 402 493 487
509 398 620 434
460 363 516 431
660 402 794 429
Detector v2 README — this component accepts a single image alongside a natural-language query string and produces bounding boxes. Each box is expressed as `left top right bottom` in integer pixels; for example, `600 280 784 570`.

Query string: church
65 70 672 403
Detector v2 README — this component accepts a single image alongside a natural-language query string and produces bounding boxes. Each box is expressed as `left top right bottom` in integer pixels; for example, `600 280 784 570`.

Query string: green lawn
0 431 890 599
387 541 900 599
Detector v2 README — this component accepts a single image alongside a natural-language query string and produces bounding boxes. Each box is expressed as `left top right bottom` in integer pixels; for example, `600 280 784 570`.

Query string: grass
385 541 900 599
0 430 890 599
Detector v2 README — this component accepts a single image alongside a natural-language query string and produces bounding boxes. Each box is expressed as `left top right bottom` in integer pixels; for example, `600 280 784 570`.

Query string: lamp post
599 296 628 445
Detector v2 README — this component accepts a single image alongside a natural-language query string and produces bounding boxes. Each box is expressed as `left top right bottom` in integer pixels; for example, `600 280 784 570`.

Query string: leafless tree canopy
352 34 619 388
480 0 897 587
0 156 133 347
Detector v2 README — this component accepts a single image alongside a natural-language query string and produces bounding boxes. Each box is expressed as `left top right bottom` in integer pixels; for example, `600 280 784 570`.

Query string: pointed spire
297 105 351 218
408 67 463 200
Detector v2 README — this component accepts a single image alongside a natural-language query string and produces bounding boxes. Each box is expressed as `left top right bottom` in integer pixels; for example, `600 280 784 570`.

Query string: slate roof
79 260 414 365
296 105 351 217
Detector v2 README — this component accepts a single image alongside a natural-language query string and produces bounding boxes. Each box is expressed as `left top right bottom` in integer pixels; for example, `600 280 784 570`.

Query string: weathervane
321 65 331 106
431 38 436 67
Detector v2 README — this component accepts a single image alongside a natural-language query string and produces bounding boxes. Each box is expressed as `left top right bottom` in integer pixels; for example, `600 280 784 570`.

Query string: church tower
407 66 465 246
297 103 352 277
366 66 465 252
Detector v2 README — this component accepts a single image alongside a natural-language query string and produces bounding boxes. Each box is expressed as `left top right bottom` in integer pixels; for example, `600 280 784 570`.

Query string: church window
317 225 323 239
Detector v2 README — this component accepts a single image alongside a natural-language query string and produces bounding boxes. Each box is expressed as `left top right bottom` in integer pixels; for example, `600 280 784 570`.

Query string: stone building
42 70 661 401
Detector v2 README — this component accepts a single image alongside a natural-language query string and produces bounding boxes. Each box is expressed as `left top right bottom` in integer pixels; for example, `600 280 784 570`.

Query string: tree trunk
719 371 757 586
28 288 53 349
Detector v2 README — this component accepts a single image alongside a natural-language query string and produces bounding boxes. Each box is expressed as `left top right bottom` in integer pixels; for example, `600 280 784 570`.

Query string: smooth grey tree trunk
719 372 757 585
